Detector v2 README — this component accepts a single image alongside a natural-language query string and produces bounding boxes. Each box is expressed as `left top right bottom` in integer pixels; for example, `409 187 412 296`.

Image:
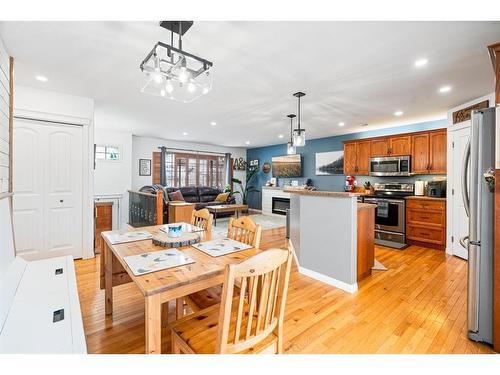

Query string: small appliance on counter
427 180 446 198
344 175 357 192
414 180 425 196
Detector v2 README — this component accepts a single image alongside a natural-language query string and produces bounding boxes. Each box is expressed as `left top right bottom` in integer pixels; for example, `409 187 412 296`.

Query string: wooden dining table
100 225 261 354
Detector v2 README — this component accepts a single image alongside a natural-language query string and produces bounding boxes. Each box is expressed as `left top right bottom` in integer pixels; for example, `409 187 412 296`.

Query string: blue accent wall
246 119 447 209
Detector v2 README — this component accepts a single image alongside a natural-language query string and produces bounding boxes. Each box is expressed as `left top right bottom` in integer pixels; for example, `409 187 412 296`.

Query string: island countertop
283 188 364 197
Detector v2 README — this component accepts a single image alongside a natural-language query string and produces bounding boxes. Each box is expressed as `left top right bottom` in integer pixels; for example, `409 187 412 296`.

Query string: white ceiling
0 21 499 148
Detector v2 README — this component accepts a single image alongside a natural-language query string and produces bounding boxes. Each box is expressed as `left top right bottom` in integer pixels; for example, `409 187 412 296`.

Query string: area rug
372 259 388 271
212 214 286 239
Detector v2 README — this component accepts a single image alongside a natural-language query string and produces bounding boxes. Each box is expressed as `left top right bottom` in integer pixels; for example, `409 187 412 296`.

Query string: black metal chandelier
140 21 213 103
292 91 306 147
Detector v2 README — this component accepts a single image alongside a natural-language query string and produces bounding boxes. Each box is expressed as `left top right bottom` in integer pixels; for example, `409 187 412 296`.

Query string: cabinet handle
419 231 431 236
419 216 431 220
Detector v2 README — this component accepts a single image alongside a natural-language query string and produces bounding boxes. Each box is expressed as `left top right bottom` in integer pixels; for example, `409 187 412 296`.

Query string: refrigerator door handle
461 139 471 218
459 235 469 250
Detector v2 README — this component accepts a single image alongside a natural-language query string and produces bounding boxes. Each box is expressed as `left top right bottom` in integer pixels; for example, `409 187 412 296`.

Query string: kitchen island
285 188 375 293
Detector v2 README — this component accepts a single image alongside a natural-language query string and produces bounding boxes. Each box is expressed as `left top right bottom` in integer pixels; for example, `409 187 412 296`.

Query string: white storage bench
0 194 86 353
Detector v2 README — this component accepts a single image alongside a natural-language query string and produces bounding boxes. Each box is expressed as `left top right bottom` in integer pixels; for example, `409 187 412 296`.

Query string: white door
13 118 83 260
449 125 470 260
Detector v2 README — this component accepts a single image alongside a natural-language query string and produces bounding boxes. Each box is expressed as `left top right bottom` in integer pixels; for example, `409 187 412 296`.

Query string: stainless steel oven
364 182 414 249
370 155 411 177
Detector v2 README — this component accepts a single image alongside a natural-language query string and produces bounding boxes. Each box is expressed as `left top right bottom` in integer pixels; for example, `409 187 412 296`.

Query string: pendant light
287 114 296 155
292 91 306 147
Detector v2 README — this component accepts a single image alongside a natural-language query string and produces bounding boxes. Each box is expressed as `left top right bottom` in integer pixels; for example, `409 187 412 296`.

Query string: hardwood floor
75 227 494 354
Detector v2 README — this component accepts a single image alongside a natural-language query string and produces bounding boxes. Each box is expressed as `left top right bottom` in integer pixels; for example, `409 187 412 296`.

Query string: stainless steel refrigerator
460 107 496 344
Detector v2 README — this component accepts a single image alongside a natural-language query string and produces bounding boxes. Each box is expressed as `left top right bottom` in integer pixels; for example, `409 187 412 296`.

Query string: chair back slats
227 217 262 248
191 208 213 232
215 248 293 354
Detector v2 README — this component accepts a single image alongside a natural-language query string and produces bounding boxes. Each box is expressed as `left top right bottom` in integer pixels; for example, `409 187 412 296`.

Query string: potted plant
231 167 260 205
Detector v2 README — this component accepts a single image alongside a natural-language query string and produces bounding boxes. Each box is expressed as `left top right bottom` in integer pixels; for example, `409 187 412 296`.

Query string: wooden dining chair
191 208 213 233
180 216 262 318
170 248 293 354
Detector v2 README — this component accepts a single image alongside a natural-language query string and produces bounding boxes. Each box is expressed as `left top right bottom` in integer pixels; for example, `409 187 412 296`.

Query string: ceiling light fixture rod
294 91 305 131
287 114 296 142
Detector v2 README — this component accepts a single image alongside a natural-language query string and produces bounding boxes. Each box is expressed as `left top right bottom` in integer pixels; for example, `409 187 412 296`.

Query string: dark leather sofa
139 185 236 223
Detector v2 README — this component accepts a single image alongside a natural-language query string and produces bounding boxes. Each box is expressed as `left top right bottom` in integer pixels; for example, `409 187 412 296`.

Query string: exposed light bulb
178 67 189 83
165 80 174 94
153 70 163 84
187 81 197 93
287 142 296 155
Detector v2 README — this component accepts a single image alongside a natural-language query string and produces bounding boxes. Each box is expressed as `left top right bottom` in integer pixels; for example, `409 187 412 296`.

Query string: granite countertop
283 188 363 197
357 202 377 210
405 195 447 201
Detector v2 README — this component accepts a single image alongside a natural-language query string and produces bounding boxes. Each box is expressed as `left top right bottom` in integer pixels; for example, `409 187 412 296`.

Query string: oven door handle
365 198 404 204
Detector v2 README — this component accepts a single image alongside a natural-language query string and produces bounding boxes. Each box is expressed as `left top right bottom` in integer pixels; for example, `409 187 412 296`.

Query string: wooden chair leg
176 298 184 319
161 302 169 328
171 331 182 354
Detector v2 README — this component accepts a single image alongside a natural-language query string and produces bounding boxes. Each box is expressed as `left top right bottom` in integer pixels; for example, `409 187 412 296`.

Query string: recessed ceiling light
245 141 250 145
338 122 345 127
182 131 188 136
35 75 48 82
278 134 284 139
414 58 428 68
439 85 451 93
394 111 404 117
210 121 217 126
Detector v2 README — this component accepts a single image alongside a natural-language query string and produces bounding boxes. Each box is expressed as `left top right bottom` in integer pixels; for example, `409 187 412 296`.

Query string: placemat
191 237 252 257
123 249 195 276
104 231 152 245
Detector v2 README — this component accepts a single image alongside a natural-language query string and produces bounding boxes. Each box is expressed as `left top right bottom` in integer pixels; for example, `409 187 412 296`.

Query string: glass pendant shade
287 141 296 155
293 129 306 147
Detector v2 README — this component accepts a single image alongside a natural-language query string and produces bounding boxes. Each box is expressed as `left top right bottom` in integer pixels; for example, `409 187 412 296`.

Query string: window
164 152 226 188
95 145 120 161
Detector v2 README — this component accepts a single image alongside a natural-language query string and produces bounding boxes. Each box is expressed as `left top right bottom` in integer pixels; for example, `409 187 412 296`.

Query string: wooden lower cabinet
168 202 195 224
357 205 375 281
406 197 446 250
95 202 113 254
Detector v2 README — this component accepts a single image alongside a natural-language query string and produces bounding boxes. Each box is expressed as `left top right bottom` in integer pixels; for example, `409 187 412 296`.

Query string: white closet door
12 120 44 258
13 119 83 260
450 126 470 260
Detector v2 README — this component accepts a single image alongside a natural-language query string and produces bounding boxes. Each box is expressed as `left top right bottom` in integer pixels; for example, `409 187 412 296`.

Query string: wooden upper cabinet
343 142 357 175
389 135 411 156
429 130 447 174
370 138 389 157
411 132 430 174
356 141 371 175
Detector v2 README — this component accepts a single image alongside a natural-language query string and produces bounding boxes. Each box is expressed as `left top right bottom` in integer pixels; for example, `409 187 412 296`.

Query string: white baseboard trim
298 266 358 294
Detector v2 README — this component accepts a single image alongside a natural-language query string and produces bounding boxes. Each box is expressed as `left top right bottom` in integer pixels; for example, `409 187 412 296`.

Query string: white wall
132 135 246 194
13 85 95 259
94 128 132 228
0 36 10 193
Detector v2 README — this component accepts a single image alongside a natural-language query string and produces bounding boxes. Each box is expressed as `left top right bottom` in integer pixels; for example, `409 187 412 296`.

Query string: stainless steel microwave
370 155 411 177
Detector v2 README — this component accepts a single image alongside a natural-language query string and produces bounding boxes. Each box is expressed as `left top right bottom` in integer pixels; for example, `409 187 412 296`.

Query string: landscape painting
315 151 344 175
272 154 302 177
